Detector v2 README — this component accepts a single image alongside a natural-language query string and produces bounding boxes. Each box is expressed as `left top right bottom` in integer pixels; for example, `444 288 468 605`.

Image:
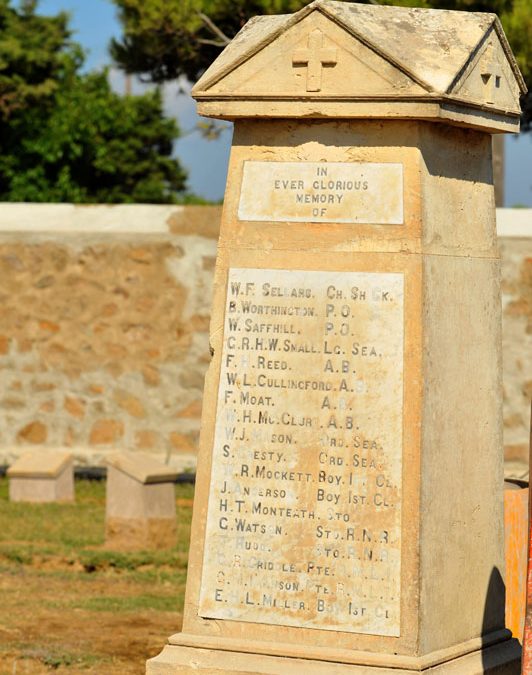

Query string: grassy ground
0 478 194 674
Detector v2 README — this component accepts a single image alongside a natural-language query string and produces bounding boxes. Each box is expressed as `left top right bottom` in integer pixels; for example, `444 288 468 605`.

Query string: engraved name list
199 268 404 637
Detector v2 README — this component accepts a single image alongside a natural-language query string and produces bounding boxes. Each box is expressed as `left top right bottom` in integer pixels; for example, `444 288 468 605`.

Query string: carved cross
481 46 501 105
292 29 337 92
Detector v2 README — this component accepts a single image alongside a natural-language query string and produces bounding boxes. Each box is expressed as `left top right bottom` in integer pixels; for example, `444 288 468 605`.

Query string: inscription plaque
199 268 404 636
238 161 404 224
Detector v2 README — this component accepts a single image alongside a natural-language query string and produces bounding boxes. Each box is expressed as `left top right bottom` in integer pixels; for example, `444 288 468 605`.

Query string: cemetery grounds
0 477 194 674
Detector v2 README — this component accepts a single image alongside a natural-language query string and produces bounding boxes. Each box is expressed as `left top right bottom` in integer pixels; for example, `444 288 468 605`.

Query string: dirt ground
0 566 182 674
0 480 193 674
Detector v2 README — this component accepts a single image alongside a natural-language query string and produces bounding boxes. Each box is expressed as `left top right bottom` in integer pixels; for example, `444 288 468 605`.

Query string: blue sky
29 0 532 205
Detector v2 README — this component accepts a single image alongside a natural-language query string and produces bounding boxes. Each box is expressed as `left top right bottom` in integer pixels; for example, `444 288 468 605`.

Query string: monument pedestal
148 641 521 674
147 2 526 673
8 449 74 503
105 451 178 550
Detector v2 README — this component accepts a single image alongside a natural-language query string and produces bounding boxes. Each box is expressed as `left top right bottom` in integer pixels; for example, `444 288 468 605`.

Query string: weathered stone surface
176 400 202 419
8 449 72 477
200 268 404 636
105 451 177 550
149 640 521 674
193 0 526 132
141 365 160 387
0 336 9 354
167 118 513 670
89 419 124 445
7 449 74 503
106 450 178 484
17 421 47 444
168 432 197 454
135 430 159 450
238 161 404 224
149 2 523 673
64 396 86 419
114 390 146 419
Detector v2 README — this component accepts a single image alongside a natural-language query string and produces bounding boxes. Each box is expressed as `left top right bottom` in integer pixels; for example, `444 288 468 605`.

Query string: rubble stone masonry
498 209 532 474
0 204 220 472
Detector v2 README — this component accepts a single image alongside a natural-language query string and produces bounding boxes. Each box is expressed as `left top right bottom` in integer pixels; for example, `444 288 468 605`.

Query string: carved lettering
199 268 404 637
238 161 404 224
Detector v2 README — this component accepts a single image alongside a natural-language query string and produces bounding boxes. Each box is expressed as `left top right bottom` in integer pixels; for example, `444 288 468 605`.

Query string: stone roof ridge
487 16 527 93
318 1 435 92
192 12 294 95
192 0 526 97
325 2 524 95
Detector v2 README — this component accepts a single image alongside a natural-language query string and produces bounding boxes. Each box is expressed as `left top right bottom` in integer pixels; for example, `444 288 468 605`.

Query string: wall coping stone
0 203 526 236
497 208 532 238
0 203 183 233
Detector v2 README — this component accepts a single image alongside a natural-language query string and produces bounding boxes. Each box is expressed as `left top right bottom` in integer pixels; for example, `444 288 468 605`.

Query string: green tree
501 0 532 129
0 0 187 202
110 0 531 129
0 0 77 117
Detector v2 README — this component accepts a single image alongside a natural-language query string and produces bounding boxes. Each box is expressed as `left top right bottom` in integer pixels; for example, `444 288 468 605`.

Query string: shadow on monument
234 120 492 186
482 566 521 673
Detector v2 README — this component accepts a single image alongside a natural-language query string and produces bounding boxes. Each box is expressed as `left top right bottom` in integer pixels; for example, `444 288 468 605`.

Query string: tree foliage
501 0 532 129
110 1 309 83
110 0 532 129
0 0 187 203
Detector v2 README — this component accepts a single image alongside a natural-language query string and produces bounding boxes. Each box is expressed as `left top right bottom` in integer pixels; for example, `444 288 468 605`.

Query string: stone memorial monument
8 449 74 503
105 451 178 550
147 1 526 672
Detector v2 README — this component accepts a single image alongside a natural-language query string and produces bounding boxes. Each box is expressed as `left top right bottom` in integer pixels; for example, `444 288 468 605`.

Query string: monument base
147 634 521 674
105 517 176 550
9 473 74 503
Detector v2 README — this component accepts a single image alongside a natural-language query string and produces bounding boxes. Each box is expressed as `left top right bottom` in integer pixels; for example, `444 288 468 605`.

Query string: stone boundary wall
498 209 532 474
0 204 221 472
0 204 529 472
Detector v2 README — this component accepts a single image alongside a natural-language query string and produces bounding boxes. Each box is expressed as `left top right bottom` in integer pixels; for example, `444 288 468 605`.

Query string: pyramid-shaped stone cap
192 0 526 133
7 450 73 479
106 451 179 485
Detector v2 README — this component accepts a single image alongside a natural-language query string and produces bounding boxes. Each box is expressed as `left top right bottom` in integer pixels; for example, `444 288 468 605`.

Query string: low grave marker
148 1 526 673
105 451 178 550
8 449 74 503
